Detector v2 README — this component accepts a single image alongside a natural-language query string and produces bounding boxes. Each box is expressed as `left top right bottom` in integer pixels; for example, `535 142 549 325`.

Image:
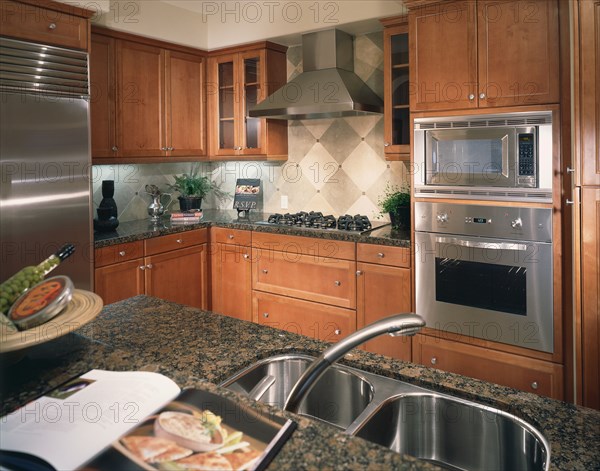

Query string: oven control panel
415 202 552 242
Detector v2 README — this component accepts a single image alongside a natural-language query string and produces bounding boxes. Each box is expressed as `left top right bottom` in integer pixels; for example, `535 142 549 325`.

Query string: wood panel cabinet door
477 0 559 108
580 187 600 408
211 243 252 321
116 40 166 157
90 34 116 159
577 0 600 187
357 263 412 361
145 245 207 309
409 1 478 112
254 291 356 342
166 51 206 157
94 259 144 305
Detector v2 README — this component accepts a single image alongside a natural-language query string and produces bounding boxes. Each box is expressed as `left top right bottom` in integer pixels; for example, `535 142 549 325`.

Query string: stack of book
170 210 203 224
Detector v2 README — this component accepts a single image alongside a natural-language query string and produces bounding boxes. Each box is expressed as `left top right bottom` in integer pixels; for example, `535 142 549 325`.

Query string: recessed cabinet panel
90 34 115 159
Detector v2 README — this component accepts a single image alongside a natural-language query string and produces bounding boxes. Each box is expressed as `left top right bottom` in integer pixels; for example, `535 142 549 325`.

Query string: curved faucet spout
283 313 425 414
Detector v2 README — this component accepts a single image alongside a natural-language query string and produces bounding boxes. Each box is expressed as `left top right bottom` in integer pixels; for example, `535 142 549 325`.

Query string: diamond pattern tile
343 142 388 192
320 168 362 215
298 143 337 191
319 119 363 164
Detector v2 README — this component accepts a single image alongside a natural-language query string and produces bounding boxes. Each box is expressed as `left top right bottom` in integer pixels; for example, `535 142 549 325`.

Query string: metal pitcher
145 185 172 222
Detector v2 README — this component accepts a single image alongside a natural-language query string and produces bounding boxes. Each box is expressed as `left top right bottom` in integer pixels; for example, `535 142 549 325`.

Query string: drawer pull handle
262 269 268 274
118 251 126 256
146 264 153 269
48 23 57 30
139 265 146 271
531 381 538 390
334 280 341 286
334 329 341 335
112 146 118 152
176 239 183 244
431 357 437 365
377 252 385 258
228 234 234 239
243 254 249 259
263 312 269 318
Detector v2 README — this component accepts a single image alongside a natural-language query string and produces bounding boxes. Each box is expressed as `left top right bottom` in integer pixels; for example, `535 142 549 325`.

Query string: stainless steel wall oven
415 202 554 353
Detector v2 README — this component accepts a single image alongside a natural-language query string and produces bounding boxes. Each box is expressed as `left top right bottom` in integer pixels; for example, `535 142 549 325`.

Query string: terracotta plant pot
178 196 202 211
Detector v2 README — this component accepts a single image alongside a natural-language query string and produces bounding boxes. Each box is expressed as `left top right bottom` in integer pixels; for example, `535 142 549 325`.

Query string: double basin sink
221 353 550 471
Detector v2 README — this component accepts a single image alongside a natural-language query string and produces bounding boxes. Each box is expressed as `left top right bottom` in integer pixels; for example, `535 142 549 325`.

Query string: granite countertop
94 210 411 249
2 296 599 470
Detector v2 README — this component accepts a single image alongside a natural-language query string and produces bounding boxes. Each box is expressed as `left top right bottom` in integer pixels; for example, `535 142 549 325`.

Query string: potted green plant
169 164 228 211
378 182 411 230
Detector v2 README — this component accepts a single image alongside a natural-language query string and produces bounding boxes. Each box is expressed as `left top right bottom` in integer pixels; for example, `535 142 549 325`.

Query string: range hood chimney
249 29 383 120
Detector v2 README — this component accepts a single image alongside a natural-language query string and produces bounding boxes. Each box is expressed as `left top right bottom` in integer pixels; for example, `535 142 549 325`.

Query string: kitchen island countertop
94 210 411 249
2 296 599 470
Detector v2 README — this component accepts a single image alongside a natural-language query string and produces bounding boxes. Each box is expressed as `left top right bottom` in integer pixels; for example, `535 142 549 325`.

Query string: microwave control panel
518 133 536 176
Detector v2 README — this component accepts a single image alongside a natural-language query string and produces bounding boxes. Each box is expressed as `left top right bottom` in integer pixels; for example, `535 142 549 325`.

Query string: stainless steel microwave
413 111 553 202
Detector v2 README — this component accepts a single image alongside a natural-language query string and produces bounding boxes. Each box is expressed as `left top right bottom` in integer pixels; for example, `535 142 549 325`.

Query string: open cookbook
0 370 296 471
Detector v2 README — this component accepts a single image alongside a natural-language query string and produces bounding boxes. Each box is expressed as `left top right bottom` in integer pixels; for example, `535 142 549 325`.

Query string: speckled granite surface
94 210 411 249
2 296 599 470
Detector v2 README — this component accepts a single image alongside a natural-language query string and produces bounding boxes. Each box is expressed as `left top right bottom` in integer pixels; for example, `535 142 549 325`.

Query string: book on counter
0 370 296 471
170 210 203 224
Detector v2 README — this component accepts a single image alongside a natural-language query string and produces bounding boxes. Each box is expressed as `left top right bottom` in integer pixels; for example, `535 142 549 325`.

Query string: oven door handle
436 236 528 251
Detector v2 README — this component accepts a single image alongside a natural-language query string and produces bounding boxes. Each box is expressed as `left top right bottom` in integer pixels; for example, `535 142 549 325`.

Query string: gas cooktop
255 212 389 234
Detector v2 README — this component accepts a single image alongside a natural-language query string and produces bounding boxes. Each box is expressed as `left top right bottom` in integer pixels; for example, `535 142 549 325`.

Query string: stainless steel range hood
249 29 383 120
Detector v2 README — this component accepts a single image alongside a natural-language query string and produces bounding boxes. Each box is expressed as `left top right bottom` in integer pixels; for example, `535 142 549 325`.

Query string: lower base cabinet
95 229 208 309
413 334 564 400
254 291 355 342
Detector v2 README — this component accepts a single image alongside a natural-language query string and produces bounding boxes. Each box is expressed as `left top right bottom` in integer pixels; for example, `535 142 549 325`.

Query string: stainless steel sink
221 354 374 429
353 393 549 471
221 354 550 470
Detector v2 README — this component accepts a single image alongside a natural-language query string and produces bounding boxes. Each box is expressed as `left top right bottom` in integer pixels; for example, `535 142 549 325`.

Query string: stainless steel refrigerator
0 37 92 290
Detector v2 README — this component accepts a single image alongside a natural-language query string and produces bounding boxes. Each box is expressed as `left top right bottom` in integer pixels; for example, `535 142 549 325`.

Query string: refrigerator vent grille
0 37 88 96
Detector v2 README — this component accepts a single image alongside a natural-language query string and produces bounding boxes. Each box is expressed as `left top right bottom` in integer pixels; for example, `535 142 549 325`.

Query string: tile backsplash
92 31 410 223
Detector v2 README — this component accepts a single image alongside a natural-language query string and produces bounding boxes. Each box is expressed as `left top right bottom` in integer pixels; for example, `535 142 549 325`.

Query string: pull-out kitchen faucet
283 313 426 413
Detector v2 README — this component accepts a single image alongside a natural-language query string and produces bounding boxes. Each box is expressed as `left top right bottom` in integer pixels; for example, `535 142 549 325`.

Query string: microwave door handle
436 236 528 251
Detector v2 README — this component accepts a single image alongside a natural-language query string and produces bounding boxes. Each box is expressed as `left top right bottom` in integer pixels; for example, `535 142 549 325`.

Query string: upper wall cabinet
90 28 206 163
207 44 288 160
381 15 410 159
408 0 559 112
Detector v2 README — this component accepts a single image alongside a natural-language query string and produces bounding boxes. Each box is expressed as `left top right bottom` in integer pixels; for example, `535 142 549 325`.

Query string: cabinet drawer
1 0 89 50
357 243 410 267
95 241 144 268
144 229 208 255
254 250 356 308
413 335 564 400
252 232 355 261
254 291 356 342
212 227 252 246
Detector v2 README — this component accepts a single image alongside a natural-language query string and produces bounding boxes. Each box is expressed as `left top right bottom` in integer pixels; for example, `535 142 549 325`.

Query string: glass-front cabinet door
212 54 237 155
240 50 265 155
382 16 410 159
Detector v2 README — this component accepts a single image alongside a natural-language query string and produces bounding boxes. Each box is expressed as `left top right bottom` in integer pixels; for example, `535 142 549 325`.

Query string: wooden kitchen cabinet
413 334 564 400
207 43 288 160
90 27 206 161
210 227 252 322
255 291 355 342
357 244 412 361
0 0 92 50
381 15 410 159
94 229 208 309
408 0 559 111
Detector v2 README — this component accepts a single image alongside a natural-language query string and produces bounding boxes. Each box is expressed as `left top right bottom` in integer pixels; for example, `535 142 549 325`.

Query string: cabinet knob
468 93 475 101
228 234 234 239
112 146 118 152
48 23 57 30
334 280 341 286
431 357 437 365
169 147 175 151
161 147 168 151
118 251 126 257
566 166 575 174
377 252 385 258
262 269 268 274
146 264 153 269
176 239 183 244
531 381 539 390
243 254 249 259
479 92 486 99
356 270 363 276
384 142 391 147
334 329 341 335
263 312 269 318
566 199 575 205
139 265 146 271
